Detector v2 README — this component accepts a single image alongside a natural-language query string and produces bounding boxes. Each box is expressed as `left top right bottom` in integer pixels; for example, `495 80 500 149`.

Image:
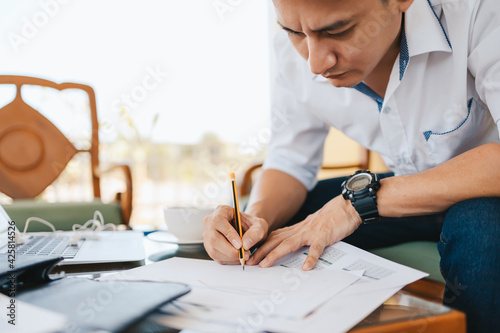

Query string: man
203 0 500 331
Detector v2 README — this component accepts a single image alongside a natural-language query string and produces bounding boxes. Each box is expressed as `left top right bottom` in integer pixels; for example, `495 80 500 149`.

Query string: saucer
147 231 204 246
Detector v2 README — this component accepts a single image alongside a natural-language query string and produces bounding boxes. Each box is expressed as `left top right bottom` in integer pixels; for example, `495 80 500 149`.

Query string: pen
230 172 245 270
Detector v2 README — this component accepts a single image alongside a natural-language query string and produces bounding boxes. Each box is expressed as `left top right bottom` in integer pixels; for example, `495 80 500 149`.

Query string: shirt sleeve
262 31 330 191
468 0 500 137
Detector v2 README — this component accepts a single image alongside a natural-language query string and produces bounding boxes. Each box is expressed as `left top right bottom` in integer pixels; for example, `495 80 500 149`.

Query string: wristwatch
341 170 381 223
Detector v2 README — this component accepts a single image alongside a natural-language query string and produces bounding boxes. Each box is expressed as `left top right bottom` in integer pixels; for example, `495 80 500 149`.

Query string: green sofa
3 200 124 232
370 241 444 282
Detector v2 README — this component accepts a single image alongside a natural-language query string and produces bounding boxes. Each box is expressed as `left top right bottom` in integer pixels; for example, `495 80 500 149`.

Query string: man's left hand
246 195 362 270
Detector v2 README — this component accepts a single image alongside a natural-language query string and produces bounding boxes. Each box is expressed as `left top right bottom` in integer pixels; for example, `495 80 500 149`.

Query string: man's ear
397 0 415 13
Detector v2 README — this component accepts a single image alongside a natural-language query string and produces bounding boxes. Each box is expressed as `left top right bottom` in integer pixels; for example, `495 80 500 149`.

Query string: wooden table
350 280 466 332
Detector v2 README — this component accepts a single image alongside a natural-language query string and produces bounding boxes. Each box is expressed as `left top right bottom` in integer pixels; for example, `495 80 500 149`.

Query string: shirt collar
405 0 452 58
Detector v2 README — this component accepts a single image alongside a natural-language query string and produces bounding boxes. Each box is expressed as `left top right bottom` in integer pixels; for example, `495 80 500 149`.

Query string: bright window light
0 0 272 144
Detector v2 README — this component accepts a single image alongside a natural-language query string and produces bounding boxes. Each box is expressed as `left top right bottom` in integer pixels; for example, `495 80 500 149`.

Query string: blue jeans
287 174 500 333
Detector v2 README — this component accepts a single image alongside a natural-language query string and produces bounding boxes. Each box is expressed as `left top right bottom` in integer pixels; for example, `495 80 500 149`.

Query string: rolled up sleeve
263 32 330 191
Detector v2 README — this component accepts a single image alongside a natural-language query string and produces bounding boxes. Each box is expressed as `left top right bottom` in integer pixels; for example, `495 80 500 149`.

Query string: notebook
0 203 146 266
0 255 190 333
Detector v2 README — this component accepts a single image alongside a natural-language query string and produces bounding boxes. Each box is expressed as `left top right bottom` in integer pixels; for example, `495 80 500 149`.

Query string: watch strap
351 194 379 223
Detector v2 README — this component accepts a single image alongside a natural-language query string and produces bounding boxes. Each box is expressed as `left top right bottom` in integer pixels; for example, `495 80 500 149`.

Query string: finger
210 245 240 265
302 239 327 271
261 223 298 241
247 229 290 265
203 227 240 263
241 217 268 250
240 212 252 231
259 236 304 268
205 206 242 249
208 241 251 265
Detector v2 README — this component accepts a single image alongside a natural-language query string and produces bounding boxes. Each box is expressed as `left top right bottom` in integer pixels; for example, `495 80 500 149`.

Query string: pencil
230 172 245 270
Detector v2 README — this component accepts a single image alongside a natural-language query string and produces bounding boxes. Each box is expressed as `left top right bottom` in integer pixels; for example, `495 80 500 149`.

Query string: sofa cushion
3 199 123 232
369 241 444 283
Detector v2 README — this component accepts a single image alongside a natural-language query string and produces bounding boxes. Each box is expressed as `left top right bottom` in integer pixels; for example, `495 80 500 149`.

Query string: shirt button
383 107 391 114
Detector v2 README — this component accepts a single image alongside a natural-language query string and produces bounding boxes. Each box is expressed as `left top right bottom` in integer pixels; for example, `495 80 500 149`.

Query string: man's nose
307 37 337 75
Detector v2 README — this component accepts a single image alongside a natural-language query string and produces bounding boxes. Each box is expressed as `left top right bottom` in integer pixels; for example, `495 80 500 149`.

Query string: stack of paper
100 242 427 333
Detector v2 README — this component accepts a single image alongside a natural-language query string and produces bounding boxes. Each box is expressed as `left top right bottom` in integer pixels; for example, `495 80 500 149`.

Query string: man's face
273 0 407 88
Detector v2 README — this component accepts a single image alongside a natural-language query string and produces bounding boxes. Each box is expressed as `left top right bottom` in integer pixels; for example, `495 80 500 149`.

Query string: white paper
101 257 361 317
256 241 428 333
153 311 244 333
262 286 403 333
156 301 257 333
0 294 68 333
276 241 428 294
101 241 428 333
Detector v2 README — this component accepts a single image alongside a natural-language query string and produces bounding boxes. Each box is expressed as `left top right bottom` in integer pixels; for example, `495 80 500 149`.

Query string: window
0 0 273 227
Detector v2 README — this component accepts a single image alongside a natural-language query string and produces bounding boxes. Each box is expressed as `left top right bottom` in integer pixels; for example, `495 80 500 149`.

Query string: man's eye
326 26 354 38
286 30 305 38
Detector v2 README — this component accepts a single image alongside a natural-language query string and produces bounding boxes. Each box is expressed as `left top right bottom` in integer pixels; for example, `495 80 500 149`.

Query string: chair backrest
0 75 101 199
239 148 371 198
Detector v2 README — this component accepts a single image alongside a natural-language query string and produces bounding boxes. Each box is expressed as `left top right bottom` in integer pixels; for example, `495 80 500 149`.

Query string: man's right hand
202 205 269 265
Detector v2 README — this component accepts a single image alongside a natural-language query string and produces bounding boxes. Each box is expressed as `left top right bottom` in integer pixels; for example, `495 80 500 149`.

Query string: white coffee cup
163 206 214 242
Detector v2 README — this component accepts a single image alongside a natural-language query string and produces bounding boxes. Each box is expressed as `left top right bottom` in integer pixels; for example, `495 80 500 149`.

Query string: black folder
0 254 190 332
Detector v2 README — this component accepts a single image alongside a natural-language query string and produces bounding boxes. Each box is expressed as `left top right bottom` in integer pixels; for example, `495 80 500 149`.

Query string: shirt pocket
422 98 486 164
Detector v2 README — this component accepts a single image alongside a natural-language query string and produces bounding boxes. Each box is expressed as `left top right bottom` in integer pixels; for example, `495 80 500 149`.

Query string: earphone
15 210 116 246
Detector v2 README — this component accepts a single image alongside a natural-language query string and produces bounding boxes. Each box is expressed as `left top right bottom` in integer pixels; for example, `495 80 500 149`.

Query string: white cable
16 216 61 245
23 217 58 233
15 231 30 245
93 210 117 232
17 210 116 246
72 210 116 233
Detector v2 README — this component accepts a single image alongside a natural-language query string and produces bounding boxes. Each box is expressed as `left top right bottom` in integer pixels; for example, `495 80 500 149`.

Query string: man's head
273 0 414 88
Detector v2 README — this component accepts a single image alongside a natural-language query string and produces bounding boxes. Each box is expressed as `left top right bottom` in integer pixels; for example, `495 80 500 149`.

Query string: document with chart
262 242 428 333
101 241 427 333
276 241 427 294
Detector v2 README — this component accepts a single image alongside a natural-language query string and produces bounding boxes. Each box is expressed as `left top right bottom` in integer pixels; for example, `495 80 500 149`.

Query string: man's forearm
378 142 500 217
244 169 308 232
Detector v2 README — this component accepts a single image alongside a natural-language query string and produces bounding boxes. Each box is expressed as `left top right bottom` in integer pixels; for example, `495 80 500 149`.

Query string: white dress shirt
263 0 500 190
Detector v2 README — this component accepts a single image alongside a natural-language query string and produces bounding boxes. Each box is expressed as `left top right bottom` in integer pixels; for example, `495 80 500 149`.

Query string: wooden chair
239 145 370 197
0 75 133 229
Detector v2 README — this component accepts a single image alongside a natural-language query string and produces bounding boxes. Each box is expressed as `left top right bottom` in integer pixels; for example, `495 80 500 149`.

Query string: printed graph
343 259 395 280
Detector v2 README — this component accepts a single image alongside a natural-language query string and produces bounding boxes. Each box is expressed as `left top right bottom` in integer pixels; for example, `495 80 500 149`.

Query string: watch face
347 173 372 191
